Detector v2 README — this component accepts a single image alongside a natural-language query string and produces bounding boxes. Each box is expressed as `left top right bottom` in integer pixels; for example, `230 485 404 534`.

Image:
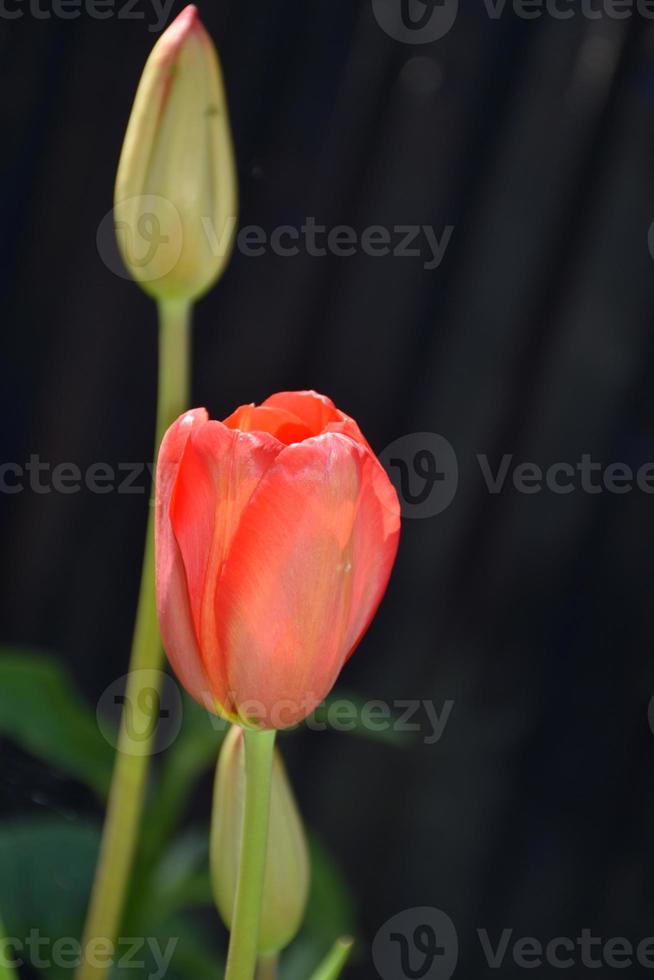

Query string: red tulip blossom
155 391 400 728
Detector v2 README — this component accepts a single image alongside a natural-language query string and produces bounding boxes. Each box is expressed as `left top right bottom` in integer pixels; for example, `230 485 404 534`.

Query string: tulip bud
114 4 237 301
211 725 310 954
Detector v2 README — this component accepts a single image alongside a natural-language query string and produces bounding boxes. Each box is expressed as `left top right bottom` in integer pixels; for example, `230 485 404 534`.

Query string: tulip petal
223 404 313 445
342 451 400 658
212 433 397 727
155 409 213 708
263 390 372 451
262 391 338 434
169 420 282 714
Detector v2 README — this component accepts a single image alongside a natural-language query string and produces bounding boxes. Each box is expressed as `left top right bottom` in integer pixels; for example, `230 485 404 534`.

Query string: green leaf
0 817 100 978
122 827 222 980
305 836 357 943
130 828 214 930
0 650 114 798
0 817 223 980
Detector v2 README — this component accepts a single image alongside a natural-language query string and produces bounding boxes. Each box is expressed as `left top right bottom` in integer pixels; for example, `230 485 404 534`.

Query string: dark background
4 1 654 977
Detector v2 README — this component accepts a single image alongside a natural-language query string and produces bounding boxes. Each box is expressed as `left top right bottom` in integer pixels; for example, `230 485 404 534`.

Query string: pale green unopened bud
114 4 237 302
211 726 310 954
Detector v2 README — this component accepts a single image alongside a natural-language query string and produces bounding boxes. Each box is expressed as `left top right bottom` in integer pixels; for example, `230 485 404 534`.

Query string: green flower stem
224 728 277 980
76 299 191 980
0 915 17 980
308 938 354 980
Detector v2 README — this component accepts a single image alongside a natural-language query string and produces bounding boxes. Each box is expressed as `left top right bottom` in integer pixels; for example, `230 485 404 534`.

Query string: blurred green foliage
0 652 113 798
0 649 374 978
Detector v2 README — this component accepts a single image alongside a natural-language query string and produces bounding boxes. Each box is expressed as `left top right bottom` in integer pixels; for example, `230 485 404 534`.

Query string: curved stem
76 299 191 980
224 728 277 980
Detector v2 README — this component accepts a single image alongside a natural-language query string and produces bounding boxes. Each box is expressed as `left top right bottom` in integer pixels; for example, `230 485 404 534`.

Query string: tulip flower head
114 5 237 301
155 391 400 728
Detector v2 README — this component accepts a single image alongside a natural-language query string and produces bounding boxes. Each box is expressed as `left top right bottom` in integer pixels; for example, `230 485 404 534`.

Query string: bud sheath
211 725 310 954
114 5 237 301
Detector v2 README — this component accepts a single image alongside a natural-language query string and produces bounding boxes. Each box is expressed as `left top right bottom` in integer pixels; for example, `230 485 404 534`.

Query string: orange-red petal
262 391 339 435
341 450 400 658
155 409 214 709
211 433 397 727
222 404 313 445
169 420 282 714
263 390 373 452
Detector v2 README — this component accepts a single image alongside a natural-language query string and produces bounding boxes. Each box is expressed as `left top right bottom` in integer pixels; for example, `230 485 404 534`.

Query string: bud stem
224 727 277 980
76 299 192 980
154 299 193 446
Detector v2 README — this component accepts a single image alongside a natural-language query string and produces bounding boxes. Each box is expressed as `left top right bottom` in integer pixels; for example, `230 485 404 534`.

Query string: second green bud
211 725 310 954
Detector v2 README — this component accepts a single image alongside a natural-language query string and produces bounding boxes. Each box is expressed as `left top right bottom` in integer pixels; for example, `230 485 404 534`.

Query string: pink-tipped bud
114 5 237 301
